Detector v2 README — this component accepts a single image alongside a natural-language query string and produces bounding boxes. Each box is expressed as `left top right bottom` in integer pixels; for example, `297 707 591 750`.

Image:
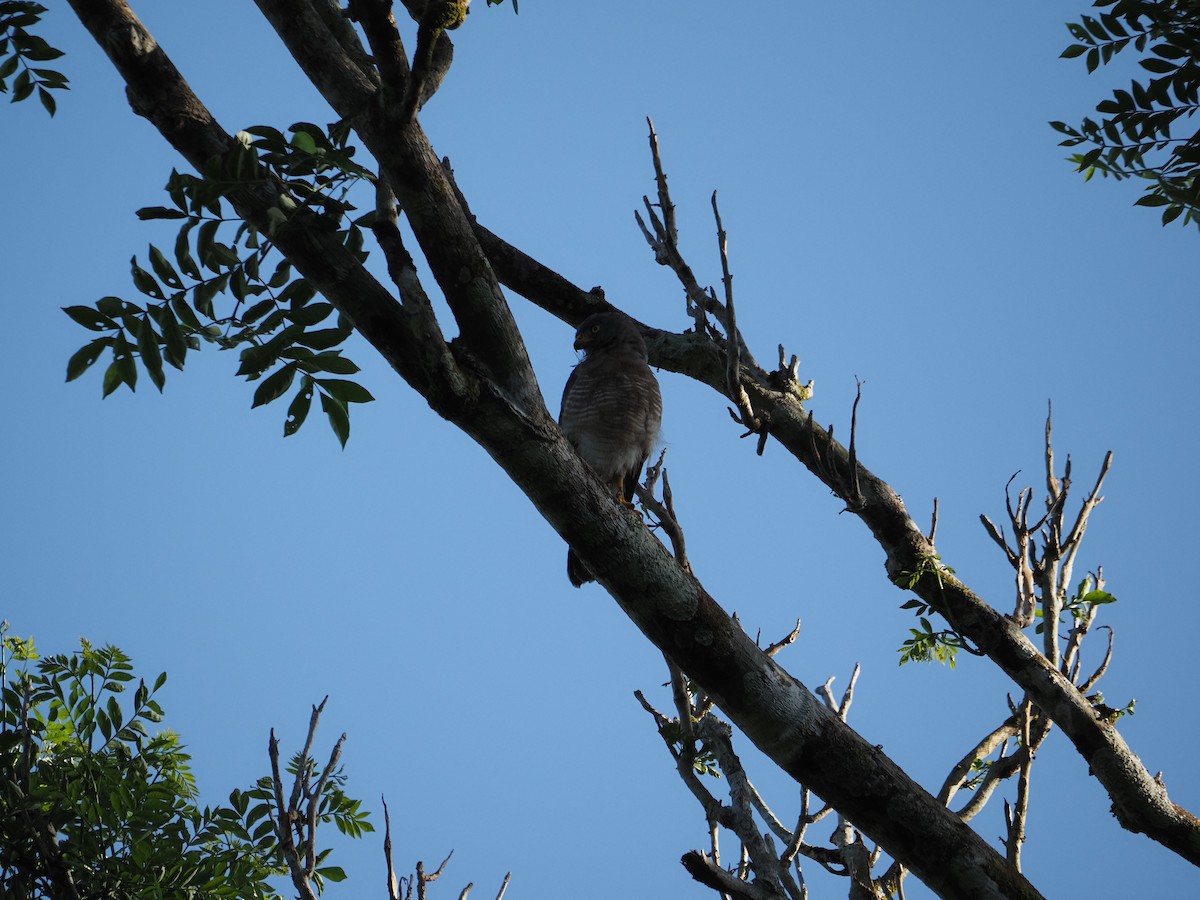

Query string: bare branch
764 620 803 659
306 730 348 875
1004 705 1036 870
384 796 400 900
1078 625 1116 694
682 850 787 900
712 190 762 445
937 716 1020 809
637 451 692 575
647 117 678 245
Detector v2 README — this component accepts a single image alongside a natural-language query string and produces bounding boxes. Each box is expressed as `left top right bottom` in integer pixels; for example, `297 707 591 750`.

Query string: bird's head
573 312 645 356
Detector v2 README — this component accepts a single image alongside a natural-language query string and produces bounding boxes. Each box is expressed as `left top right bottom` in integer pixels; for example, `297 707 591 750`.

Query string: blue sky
5 2 1199 897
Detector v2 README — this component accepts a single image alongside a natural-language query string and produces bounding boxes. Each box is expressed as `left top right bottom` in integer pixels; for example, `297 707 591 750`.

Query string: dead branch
764 619 802 659
637 450 692 574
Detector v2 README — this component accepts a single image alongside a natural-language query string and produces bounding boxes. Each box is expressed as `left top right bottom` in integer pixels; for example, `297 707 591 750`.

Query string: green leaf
149 244 184 289
197 219 220 269
286 302 334 327
11 68 32 101
316 378 374 404
174 219 201 281
241 297 276 325
136 315 166 392
321 392 350 447
63 305 115 332
297 353 359 375
295 327 351 351
252 364 296 408
102 359 126 397
284 377 314 436
291 130 318 155
17 34 63 61
66 338 113 382
37 84 54 116
316 866 347 883
171 293 203 332
159 303 189 370
130 257 165 300
1140 57 1177 74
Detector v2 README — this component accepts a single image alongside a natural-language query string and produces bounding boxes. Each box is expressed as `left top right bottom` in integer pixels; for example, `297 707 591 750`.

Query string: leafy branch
0 1 69 116
1055 0 1200 228
63 123 378 445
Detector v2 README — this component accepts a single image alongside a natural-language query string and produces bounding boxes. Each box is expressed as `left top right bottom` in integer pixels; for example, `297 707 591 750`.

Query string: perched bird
558 312 663 587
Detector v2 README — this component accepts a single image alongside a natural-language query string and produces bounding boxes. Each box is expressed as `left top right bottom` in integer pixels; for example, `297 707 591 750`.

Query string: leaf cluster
0 2 68 116
63 122 377 446
658 720 723 779
0 623 290 899
1034 573 1118 634
897 597 970 669
1054 0 1200 228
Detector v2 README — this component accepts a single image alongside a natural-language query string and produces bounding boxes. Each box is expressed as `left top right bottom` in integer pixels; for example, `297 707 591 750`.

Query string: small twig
763 619 802 658
493 872 512 900
290 697 328 817
845 378 865 509
1005 705 1035 869
306 731 348 876
816 664 860 723
416 851 455 900
384 796 400 900
1078 625 1116 694
927 497 939 544
637 451 692 574
647 117 678 244
936 715 1020 808
667 659 696 747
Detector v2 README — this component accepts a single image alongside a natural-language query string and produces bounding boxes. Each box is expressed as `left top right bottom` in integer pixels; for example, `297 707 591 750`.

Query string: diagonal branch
464 186 1200 866
253 0 544 412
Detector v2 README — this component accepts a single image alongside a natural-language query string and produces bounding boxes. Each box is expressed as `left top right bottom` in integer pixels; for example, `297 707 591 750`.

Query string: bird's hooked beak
573 330 592 353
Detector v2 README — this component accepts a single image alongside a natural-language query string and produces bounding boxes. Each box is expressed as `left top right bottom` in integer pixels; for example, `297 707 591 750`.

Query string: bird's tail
567 548 594 588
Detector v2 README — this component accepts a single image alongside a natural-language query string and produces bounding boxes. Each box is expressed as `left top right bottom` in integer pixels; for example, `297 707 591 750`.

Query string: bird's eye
590 324 601 334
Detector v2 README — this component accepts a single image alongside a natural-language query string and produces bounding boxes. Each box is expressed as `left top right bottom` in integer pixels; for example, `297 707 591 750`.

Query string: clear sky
6 2 1199 898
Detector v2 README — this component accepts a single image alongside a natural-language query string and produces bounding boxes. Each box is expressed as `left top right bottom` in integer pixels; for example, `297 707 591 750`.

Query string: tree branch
463 167 1200 866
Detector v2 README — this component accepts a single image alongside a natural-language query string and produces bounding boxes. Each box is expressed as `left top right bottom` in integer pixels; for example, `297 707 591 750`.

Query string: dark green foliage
64 123 375 446
0 2 69 116
1054 0 1200 228
0 624 282 898
0 624 373 899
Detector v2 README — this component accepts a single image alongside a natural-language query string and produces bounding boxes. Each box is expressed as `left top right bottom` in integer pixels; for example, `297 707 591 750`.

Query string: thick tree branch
254 0 543 412
464 174 1200 868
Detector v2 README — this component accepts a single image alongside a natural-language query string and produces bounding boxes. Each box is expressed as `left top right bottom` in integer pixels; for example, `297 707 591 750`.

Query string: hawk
558 312 663 587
